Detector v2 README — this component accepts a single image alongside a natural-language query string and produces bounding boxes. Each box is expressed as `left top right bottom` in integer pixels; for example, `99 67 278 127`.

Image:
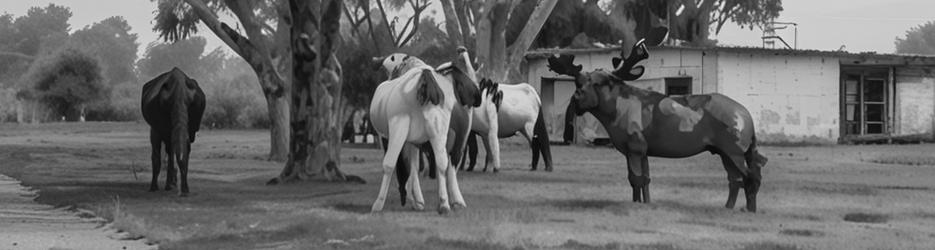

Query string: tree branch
181 0 282 94
375 0 397 45
0 51 35 61
397 0 431 47
504 0 557 82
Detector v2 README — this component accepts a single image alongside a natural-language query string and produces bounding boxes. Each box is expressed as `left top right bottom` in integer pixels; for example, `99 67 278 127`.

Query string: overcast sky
2 0 934 57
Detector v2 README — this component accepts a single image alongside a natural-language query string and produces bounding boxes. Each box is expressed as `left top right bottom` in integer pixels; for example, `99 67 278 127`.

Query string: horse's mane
478 78 504 110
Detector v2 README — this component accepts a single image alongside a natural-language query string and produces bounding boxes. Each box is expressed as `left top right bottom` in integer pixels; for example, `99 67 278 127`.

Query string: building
524 46 935 144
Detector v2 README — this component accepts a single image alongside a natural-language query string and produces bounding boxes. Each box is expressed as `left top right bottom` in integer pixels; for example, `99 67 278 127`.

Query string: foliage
9 4 73 56
69 16 139 86
0 4 73 87
515 0 783 49
138 37 211 79
896 21 935 55
67 16 141 121
21 49 105 121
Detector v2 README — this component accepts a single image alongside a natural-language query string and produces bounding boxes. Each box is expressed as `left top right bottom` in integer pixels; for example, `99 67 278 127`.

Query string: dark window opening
665 77 691 96
841 69 889 136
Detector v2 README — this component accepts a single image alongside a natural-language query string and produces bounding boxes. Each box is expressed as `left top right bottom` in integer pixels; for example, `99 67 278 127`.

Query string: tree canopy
896 21 935 55
21 48 105 121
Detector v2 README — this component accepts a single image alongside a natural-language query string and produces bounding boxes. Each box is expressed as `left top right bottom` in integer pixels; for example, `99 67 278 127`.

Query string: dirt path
0 174 154 250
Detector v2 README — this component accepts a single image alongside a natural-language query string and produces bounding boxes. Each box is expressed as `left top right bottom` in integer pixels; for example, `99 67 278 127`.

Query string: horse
369 49 480 214
547 39 768 212
459 79 553 172
141 67 206 196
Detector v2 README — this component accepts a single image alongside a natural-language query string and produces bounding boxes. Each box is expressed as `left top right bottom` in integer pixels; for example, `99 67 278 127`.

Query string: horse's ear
612 57 622 69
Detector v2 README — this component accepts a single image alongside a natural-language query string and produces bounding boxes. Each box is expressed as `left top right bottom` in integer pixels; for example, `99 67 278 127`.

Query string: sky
1 0 934 57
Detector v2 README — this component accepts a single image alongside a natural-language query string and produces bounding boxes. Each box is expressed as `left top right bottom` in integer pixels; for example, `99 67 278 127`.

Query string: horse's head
378 53 422 79
548 39 651 115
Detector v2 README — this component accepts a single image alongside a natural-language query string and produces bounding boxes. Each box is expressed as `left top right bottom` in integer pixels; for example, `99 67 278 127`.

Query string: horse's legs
404 146 425 210
164 142 176 191
742 159 762 213
372 118 409 213
487 130 501 172
178 143 191 197
625 153 650 203
478 134 497 172
520 125 539 171
429 136 454 214
719 154 744 209
640 156 651 203
149 130 161 192
466 133 478 171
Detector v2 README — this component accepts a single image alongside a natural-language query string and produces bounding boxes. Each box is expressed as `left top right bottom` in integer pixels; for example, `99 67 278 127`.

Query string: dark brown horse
547 40 768 212
141 68 206 196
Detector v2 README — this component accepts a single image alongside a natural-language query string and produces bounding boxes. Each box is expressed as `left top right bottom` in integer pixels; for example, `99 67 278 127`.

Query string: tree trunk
265 90 290 161
475 0 513 81
269 0 363 184
440 0 464 47
504 0 558 83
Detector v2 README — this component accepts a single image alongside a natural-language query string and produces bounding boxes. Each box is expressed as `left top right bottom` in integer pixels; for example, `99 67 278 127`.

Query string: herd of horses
140 32 768 214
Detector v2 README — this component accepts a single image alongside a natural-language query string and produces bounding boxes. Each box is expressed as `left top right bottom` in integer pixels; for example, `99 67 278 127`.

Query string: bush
201 74 266 129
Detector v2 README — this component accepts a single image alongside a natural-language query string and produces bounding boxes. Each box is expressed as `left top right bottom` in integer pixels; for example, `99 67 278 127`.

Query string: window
842 69 889 136
665 77 691 96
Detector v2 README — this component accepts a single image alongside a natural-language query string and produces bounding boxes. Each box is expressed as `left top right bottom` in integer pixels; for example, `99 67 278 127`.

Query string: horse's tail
532 108 553 171
417 69 444 105
745 135 768 169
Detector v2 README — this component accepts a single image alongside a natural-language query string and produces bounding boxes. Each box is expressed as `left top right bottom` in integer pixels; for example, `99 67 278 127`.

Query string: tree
467 0 558 83
21 49 105 121
896 21 935 55
154 0 292 161
155 0 360 183
68 16 141 121
69 16 139 87
137 37 212 79
270 0 361 184
0 4 73 86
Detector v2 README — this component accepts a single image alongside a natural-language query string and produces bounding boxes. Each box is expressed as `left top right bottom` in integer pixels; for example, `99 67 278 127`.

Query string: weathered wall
894 67 935 136
717 52 840 143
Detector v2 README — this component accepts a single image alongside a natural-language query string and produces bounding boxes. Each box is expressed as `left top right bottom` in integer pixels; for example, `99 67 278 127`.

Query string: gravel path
0 174 155 250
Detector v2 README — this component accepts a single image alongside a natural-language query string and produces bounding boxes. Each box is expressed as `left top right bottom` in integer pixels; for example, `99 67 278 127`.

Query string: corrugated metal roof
525 45 935 65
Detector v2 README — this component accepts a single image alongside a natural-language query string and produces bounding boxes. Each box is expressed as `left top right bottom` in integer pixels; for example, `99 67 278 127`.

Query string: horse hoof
437 205 451 215
545 168 553 172
178 192 189 197
452 202 466 211
413 202 425 211
148 187 158 192
493 168 499 173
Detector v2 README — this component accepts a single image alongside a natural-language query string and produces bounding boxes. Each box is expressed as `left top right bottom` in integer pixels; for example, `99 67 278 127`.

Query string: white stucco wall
717 52 840 143
894 68 935 135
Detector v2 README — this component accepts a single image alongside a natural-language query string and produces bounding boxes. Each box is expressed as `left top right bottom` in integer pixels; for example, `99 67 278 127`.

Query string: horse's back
370 67 455 141
497 83 541 136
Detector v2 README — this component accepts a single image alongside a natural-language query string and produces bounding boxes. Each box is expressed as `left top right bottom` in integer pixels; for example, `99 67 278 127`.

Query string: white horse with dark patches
369 51 480 214
460 79 553 172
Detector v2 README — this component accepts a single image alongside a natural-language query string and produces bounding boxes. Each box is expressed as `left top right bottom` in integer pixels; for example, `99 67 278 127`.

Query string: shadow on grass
737 241 799 250
843 212 890 223
779 229 826 237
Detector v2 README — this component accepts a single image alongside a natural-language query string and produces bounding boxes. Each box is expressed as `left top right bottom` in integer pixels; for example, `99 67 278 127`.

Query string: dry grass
3 122 935 249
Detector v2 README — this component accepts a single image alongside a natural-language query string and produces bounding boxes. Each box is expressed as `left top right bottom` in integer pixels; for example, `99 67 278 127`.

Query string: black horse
548 38 768 212
141 68 206 196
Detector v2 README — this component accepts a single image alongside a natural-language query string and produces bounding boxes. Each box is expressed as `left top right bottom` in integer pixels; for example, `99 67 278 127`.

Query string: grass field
1 122 934 249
